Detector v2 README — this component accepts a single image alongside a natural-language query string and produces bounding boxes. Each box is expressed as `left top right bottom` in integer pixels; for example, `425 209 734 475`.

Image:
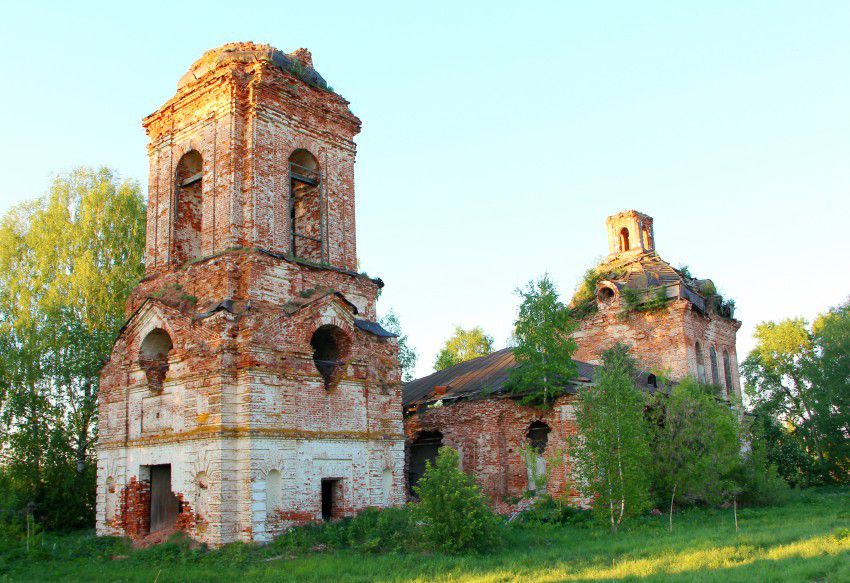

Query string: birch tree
572 344 650 533
0 167 145 528
505 274 576 407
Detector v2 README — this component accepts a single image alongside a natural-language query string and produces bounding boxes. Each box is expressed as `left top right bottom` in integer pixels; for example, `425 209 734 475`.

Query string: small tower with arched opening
605 210 655 257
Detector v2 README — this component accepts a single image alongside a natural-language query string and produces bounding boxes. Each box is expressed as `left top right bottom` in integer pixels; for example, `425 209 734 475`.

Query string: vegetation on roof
569 265 624 319
570 260 736 320
620 286 671 314
286 58 335 93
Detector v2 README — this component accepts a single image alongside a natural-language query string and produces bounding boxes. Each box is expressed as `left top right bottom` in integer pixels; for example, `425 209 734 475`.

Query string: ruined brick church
96 43 405 545
96 43 743 544
403 210 742 512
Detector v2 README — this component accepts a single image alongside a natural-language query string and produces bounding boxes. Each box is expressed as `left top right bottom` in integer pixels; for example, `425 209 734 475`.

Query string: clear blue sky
1 1 849 378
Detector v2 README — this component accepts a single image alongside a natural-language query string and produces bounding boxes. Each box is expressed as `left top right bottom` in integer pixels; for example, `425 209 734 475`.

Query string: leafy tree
747 402 814 488
378 310 418 382
648 377 741 529
413 447 501 552
734 414 788 505
433 326 494 371
571 345 650 533
505 275 577 407
742 303 850 483
0 167 146 528
808 300 850 475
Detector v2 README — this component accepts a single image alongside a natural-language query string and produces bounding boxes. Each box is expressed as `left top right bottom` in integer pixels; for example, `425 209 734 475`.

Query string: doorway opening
408 431 443 494
149 464 179 533
321 478 341 521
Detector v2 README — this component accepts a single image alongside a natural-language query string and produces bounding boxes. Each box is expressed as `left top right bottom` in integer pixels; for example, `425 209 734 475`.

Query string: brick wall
96 44 404 546
573 298 741 398
404 395 585 513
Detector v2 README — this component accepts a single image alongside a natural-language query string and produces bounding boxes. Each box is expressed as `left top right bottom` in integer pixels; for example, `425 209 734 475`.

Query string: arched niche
140 328 173 391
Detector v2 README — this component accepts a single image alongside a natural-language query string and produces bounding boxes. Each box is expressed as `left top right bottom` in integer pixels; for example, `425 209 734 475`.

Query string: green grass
1 488 848 582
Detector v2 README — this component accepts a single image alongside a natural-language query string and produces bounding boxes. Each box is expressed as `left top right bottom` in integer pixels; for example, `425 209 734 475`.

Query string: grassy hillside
2 487 848 582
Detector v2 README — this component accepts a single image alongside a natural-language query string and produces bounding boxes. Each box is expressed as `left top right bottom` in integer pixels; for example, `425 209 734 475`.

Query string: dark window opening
408 431 443 494
310 325 349 389
321 478 341 521
620 227 630 251
174 150 203 264
710 345 720 388
140 329 173 392
149 464 179 533
647 373 658 388
695 342 706 384
527 421 551 455
723 350 733 396
289 149 322 262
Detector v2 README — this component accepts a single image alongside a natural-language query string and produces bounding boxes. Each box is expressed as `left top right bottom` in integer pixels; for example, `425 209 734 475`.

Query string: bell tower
605 210 655 257
97 43 405 546
142 42 360 273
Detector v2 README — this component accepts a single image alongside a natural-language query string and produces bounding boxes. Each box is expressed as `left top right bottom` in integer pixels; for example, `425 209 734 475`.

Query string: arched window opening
140 329 173 391
289 149 322 262
620 227 630 251
174 150 203 264
695 342 706 384
310 325 349 389
597 286 616 304
723 350 733 397
643 229 652 250
526 421 551 455
408 431 443 494
525 421 551 493
709 345 720 388
647 373 658 388
266 470 281 516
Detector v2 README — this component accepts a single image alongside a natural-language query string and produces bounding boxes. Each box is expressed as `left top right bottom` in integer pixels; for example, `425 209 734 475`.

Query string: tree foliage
433 326 494 371
742 301 850 483
0 168 146 529
571 345 650 533
378 310 418 382
648 377 741 526
505 275 577 407
413 447 501 552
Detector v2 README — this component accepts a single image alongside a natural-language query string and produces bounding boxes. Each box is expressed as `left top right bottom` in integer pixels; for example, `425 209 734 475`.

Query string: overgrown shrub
621 286 669 313
733 420 789 505
513 495 592 527
747 405 818 488
648 378 741 510
413 447 502 552
273 506 418 554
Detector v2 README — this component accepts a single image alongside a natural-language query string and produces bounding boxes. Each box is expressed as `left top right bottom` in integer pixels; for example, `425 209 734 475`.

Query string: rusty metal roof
403 348 663 407
354 319 396 338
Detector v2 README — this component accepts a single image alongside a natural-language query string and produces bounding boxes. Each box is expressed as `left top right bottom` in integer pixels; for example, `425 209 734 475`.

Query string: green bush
733 420 789 505
413 447 502 552
513 495 592 527
272 506 418 554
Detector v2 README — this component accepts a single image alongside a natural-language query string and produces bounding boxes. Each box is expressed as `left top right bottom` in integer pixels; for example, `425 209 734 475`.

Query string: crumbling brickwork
402 211 743 513
573 300 742 400
96 43 404 546
405 395 584 513
573 210 742 400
